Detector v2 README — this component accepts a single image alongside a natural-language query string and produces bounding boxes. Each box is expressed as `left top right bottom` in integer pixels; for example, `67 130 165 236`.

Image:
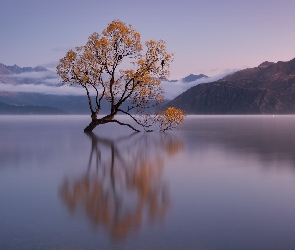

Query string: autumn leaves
57 19 185 132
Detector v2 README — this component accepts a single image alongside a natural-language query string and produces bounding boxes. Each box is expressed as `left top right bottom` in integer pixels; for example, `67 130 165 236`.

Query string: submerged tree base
84 121 98 132
84 116 141 133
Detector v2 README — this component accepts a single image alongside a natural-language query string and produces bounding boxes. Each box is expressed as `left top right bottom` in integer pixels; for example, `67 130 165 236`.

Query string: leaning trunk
84 112 99 132
84 120 98 132
84 114 115 132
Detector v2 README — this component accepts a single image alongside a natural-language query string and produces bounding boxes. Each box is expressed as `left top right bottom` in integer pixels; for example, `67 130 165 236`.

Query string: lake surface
1 115 295 250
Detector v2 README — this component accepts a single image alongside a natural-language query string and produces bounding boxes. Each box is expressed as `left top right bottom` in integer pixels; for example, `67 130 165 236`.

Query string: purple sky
1 0 295 79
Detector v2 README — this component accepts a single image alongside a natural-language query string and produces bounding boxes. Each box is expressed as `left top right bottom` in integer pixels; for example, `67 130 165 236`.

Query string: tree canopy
57 19 185 132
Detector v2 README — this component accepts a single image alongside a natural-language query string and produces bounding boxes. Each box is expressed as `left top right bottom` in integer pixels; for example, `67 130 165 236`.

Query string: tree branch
82 84 94 113
109 119 140 132
117 108 141 124
118 108 156 132
92 85 101 110
116 78 134 106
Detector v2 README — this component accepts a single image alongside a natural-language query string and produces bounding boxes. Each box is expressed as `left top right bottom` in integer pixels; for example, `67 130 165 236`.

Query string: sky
1 0 295 80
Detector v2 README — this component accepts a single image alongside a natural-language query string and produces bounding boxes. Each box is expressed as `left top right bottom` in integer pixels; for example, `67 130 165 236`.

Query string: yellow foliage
82 76 89 83
56 19 184 132
158 107 186 132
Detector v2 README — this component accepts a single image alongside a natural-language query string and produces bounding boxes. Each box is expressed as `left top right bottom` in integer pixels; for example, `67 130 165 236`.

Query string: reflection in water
3 116 295 249
183 116 295 169
59 132 183 241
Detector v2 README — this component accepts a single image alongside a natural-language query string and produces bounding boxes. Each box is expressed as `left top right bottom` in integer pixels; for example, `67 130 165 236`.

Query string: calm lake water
1 115 295 250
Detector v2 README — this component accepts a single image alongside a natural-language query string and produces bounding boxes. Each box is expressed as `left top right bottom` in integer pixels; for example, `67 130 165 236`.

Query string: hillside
0 92 169 114
166 58 295 114
0 92 90 114
0 101 67 115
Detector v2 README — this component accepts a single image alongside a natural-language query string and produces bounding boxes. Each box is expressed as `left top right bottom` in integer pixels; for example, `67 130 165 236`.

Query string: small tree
57 20 185 132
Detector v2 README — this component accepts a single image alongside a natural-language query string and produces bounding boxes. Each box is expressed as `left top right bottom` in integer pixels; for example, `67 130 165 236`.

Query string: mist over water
1 115 295 250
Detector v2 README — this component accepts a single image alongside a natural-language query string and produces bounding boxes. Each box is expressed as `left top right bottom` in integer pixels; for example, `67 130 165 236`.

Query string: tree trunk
84 120 98 132
84 114 115 132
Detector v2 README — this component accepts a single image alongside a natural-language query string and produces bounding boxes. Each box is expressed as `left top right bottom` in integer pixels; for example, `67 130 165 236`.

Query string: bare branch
91 85 101 110
117 108 142 124
82 84 94 113
109 119 140 132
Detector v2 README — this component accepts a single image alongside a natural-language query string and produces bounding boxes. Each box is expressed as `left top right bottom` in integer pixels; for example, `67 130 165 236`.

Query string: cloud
43 78 61 85
5 70 57 79
3 70 62 86
0 82 89 96
162 71 236 100
0 71 236 99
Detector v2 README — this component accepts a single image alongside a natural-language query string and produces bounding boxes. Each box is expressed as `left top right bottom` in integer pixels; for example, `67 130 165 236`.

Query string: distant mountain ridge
258 61 275 68
0 92 89 114
0 63 59 86
0 64 48 74
166 58 295 114
167 73 208 83
0 63 48 75
0 91 169 114
0 63 71 114
0 101 66 115
182 74 208 83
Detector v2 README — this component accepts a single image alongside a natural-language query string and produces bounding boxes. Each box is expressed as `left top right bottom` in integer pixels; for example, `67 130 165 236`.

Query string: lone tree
57 20 185 132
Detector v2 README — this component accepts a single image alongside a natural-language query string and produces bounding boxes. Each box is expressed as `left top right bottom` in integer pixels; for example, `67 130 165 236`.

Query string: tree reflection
59 132 183 241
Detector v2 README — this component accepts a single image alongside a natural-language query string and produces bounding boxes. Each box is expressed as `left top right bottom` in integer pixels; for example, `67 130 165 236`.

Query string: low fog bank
162 72 234 100
0 71 234 99
0 82 86 95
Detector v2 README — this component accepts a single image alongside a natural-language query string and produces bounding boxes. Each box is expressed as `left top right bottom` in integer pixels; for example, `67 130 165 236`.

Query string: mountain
0 92 90 114
166 58 295 114
182 74 208 83
166 73 208 83
0 64 14 75
0 101 66 115
0 63 59 86
0 63 73 114
0 91 168 114
257 61 275 68
0 63 48 74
